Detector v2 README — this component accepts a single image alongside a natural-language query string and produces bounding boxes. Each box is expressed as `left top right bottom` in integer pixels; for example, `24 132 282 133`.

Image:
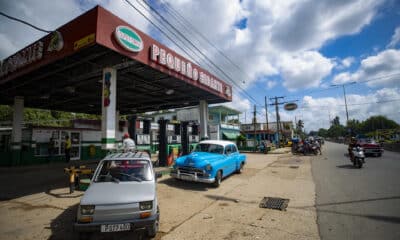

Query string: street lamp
331 82 356 125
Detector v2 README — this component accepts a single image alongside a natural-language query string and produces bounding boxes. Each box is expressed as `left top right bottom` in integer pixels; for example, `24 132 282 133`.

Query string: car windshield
95 159 153 182
193 143 224 154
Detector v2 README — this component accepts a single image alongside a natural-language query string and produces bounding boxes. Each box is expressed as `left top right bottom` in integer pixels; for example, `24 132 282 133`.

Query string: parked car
357 138 384 157
170 140 246 187
74 151 162 239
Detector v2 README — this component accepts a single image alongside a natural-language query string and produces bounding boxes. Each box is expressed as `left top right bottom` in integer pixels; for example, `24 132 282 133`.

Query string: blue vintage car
170 140 246 187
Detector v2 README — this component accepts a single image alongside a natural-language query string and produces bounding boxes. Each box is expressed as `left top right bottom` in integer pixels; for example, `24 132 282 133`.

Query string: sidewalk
160 153 320 240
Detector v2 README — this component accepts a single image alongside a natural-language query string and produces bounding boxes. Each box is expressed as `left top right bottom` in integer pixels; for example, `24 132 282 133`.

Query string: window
231 145 238 153
95 159 153 182
225 145 232 155
194 143 224 154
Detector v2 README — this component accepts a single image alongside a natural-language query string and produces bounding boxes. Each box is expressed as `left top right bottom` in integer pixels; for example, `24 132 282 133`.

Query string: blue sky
0 0 399 131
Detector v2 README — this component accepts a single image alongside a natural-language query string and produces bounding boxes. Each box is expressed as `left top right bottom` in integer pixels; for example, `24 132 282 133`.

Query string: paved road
312 141 400 240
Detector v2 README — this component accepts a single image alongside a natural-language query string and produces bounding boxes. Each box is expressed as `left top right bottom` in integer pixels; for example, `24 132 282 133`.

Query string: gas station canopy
0 6 232 114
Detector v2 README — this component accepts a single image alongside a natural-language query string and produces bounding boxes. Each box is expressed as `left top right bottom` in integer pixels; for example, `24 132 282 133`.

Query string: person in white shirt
122 133 136 152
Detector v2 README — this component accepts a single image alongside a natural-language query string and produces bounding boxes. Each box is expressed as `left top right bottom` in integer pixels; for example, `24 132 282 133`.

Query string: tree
360 115 398 133
347 119 361 135
0 105 13 121
332 116 340 126
317 128 328 138
295 120 304 136
327 124 346 138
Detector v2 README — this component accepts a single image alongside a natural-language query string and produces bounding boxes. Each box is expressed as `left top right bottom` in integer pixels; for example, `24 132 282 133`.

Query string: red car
357 138 384 157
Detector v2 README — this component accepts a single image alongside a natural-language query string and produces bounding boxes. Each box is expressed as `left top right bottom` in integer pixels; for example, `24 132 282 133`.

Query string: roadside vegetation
314 115 399 143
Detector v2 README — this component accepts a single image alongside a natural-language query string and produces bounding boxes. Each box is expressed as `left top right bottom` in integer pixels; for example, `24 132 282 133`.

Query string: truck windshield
193 143 224 154
95 159 153 182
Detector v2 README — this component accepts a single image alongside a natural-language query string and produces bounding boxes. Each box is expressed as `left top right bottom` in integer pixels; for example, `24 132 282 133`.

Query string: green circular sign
114 26 143 52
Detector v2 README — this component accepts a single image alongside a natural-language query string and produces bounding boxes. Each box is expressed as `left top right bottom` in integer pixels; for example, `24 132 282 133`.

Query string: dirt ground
0 153 320 240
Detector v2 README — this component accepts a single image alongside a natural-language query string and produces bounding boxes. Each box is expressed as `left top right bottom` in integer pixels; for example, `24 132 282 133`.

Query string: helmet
123 133 130 138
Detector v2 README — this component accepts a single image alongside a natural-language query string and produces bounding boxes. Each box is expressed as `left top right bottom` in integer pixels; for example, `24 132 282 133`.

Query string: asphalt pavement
312 141 400 240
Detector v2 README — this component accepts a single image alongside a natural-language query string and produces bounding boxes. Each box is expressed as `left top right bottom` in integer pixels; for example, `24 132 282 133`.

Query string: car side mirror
155 172 163 179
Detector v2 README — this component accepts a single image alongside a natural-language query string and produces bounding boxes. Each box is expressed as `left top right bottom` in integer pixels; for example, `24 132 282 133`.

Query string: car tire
147 206 160 238
236 162 244 174
213 171 222 188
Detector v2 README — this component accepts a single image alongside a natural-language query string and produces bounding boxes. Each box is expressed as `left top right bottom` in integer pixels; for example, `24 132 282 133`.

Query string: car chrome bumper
364 148 383 154
170 171 215 183
74 213 158 232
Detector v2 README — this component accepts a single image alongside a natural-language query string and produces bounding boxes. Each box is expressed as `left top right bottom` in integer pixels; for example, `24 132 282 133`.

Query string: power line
300 98 400 109
158 0 248 84
134 0 261 105
0 11 52 33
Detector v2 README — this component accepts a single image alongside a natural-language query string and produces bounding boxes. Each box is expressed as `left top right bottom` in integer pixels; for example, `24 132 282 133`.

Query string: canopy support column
181 121 189 155
158 118 169 166
101 67 117 150
199 100 209 140
11 96 24 165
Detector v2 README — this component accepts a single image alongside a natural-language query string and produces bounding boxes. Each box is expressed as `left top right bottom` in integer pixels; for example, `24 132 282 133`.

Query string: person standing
65 135 72 163
122 133 136 152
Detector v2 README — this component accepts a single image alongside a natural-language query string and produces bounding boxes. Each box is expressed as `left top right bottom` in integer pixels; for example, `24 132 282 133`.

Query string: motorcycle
351 146 365 168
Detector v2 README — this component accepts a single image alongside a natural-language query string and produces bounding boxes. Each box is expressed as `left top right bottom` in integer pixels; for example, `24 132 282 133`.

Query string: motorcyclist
348 137 359 161
313 140 322 155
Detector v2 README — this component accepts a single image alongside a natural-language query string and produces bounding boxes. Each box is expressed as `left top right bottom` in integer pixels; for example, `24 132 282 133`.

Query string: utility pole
331 82 355 125
253 105 257 152
342 85 349 124
265 96 269 141
269 96 285 148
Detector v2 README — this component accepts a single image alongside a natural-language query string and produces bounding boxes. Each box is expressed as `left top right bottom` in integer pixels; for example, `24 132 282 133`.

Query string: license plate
101 223 131 232
181 175 194 181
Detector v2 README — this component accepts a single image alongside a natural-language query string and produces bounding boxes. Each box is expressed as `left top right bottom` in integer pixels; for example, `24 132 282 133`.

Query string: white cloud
268 0 382 51
279 51 334 91
221 92 251 117
332 49 400 87
267 80 277 89
1 0 393 123
387 26 400 48
159 0 383 92
299 88 400 131
0 0 82 58
337 56 356 69
0 0 150 59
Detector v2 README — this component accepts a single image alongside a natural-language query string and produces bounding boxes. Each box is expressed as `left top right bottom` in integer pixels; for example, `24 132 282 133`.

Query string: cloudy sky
0 0 399 131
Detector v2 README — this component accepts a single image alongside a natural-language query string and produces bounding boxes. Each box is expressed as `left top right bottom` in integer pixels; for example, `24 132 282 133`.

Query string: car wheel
236 162 244 174
213 171 222 188
147 206 160 238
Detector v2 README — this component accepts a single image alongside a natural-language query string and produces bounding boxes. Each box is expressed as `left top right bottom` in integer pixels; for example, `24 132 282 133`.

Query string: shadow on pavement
49 204 152 240
336 164 357 169
317 209 400 224
205 194 257 204
0 164 68 201
157 177 209 191
294 195 400 224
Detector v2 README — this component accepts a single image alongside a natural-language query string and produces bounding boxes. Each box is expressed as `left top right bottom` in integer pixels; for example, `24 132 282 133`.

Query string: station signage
150 44 228 95
284 103 298 111
0 41 44 78
114 26 143 52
